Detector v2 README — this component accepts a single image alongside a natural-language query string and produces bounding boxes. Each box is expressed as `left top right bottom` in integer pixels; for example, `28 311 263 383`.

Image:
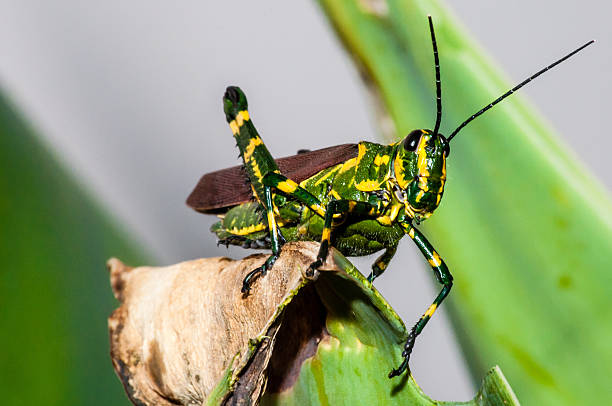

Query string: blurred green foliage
318 0 612 404
0 90 148 405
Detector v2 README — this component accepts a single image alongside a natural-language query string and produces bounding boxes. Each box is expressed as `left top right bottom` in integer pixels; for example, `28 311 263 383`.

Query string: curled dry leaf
108 242 341 405
108 241 519 406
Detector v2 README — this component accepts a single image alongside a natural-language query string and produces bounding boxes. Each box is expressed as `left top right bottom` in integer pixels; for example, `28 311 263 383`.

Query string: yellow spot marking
436 194 442 205
376 260 387 270
376 216 392 226
229 121 239 135
277 180 297 193
298 225 307 235
408 228 415 239
330 189 341 200
428 252 442 267
424 303 437 318
236 110 250 126
321 228 331 241
348 201 357 211
244 136 263 161
229 223 266 236
355 179 380 191
373 154 389 166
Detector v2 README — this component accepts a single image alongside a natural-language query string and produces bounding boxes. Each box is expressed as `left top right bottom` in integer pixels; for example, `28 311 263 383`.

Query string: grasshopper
187 17 593 377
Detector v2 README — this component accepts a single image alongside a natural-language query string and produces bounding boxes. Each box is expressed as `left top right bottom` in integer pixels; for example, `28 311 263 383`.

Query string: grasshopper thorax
393 129 449 221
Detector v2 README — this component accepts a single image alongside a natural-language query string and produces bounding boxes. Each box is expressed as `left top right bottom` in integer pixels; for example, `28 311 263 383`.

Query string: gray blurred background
0 0 608 401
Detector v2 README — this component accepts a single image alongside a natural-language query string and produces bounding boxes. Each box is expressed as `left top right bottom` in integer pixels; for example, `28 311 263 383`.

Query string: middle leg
367 244 399 283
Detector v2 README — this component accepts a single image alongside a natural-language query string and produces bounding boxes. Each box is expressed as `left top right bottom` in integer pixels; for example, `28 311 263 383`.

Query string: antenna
428 16 442 137
447 39 595 142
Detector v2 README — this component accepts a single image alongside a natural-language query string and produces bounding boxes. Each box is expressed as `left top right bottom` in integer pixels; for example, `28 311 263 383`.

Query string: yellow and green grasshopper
187 17 593 377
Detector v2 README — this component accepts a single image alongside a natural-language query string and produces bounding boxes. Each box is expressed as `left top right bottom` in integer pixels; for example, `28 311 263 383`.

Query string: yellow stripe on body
416 137 430 179
276 179 327 216
321 227 332 241
355 179 381 191
424 303 437 318
228 223 266 236
276 180 298 194
267 208 277 236
244 136 263 161
428 251 442 267
236 110 249 126
339 157 357 174
375 259 388 270
417 176 429 191
229 110 251 135
313 168 337 186
394 157 409 189
376 216 392 226
389 203 401 222
312 205 326 218
377 201 402 226
356 143 367 164
229 121 239 135
413 138 432 204
415 190 425 203
248 159 264 189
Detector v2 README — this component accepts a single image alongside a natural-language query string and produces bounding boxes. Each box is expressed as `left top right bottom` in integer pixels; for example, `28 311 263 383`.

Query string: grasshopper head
394 129 449 221
223 86 249 122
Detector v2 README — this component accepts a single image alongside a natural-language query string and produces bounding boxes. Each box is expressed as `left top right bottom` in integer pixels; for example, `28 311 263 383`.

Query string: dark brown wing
186 143 358 213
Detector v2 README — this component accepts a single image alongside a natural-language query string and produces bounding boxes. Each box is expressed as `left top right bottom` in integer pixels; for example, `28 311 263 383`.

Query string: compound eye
403 130 422 151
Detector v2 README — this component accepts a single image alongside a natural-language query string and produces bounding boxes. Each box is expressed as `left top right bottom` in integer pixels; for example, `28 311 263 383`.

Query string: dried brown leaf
108 242 337 405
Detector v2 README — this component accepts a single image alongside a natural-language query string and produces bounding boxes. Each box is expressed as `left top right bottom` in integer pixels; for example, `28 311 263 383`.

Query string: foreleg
388 223 453 378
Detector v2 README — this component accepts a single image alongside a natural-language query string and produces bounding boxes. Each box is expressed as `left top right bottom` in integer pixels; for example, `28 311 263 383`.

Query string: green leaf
182 245 517 405
317 0 612 404
0 89 149 405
